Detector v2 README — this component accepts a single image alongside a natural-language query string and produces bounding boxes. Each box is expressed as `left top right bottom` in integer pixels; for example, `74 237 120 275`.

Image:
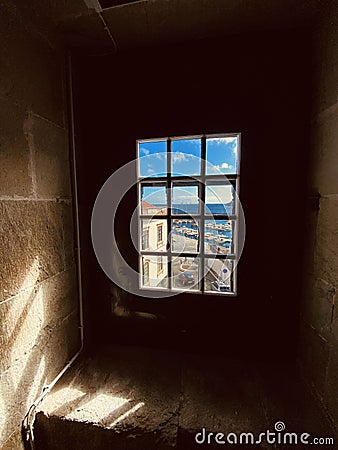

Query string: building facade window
143 260 150 286
142 227 149 250
137 134 241 295
157 256 164 276
157 224 163 246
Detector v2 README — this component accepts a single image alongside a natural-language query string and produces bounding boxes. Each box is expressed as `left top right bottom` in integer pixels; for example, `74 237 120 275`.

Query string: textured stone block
61 203 76 268
0 201 67 302
0 426 24 450
0 285 44 375
42 267 78 325
311 2 338 114
311 107 338 195
313 196 338 287
301 206 319 276
0 100 32 197
301 277 335 342
41 309 81 377
0 7 66 127
0 309 80 447
0 267 78 372
0 4 76 449
254 363 333 439
179 354 265 436
36 346 180 449
298 320 329 400
0 355 48 448
34 348 336 450
332 299 338 343
30 114 71 199
325 343 338 427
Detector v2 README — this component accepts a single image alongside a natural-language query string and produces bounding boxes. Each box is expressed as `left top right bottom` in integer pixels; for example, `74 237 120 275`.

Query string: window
157 256 164 276
142 260 150 285
142 227 149 250
137 134 241 295
157 224 163 246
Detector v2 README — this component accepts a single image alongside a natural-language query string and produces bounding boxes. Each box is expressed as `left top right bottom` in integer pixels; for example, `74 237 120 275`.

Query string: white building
141 201 168 288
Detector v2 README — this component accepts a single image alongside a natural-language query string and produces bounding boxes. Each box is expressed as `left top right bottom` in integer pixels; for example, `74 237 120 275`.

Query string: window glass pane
141 219 167 251
138 141 167 178
172 256 200 291
141 256 168 288
172 138 201 176
172 185 199 215
206 136 239 175
205 184 235 215
204 258 233 293
141 185 167 215
171 219 199 253
204 220 233 255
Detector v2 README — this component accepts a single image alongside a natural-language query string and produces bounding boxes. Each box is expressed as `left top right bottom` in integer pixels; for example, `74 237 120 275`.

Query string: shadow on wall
0 258 78 445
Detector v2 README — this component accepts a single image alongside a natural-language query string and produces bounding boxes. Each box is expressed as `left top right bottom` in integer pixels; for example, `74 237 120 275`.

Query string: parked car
211 280 231 292
178 271 195 285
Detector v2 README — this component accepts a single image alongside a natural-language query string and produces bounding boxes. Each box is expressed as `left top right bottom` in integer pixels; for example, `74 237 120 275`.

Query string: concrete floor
34 345 336 449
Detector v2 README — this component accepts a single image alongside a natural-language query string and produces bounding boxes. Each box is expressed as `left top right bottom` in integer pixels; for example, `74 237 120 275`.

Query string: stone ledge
33 345 336 450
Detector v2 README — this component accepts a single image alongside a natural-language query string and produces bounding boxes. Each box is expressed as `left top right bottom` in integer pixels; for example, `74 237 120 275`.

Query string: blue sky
142 185 234 207
172 185 198 204
206 137 238 174
139 136 238 204
139 141 167 177
142 186 167 206
139 136 238 177
171 139 201 176
206 185 233 204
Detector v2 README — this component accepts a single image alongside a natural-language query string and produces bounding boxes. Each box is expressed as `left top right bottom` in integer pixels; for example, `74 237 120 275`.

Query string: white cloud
147 168 155 174
173 152 188 163
141 148 150 156
174 194 195 201
209 137 237 145
206 164 221 174
155 153 164 160
213 162 233 171
206 185 233 204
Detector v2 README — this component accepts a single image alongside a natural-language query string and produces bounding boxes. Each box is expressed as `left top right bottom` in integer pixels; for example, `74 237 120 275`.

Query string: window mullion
200 136 206 293
167 139 172 290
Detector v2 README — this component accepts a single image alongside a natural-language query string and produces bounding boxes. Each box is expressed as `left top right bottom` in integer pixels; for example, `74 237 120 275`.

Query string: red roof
141 200 154 209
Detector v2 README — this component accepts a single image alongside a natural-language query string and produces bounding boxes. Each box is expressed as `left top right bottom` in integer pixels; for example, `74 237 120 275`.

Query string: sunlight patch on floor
41 387 86 413
65 393 129 423
109 402 145 428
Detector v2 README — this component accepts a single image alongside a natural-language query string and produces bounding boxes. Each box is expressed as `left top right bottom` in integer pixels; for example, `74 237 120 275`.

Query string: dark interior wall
74 29 312 359
299 0 338 431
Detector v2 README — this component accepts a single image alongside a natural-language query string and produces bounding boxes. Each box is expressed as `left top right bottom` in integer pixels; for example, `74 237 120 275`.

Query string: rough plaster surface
34 346 336 450
0 2 79 448
0 428 24 450
300 0 338 433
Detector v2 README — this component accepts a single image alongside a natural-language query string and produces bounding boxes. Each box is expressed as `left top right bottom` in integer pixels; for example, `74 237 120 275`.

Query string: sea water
171 204 233 248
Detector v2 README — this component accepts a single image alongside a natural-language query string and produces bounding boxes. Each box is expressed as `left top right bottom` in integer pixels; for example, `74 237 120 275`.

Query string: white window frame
137 133 241 296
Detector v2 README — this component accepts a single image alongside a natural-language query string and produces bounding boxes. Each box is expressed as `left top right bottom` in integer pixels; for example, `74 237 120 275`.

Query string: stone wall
299 0 338 434
0 2 80 448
